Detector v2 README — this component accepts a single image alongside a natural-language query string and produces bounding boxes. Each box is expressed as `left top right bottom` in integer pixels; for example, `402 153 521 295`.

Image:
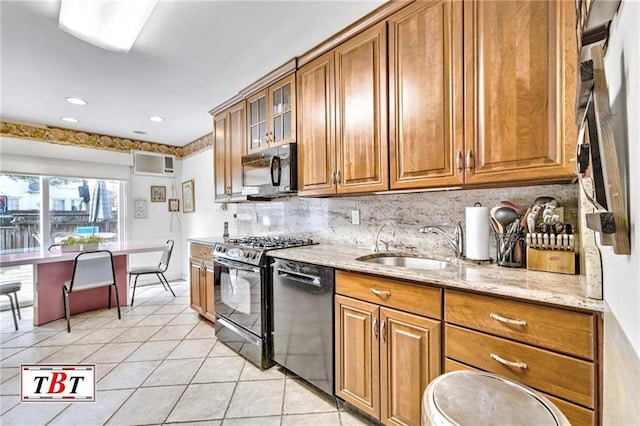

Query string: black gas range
212 236 315 369
213 236 314 265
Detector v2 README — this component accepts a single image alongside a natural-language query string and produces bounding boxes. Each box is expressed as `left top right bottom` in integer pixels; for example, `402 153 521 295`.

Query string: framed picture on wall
182 180 195 213
168 198 179 212
150 185 166 202
134 199 147 219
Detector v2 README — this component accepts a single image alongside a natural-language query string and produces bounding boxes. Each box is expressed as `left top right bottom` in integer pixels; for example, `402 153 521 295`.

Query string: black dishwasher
271 258 335 396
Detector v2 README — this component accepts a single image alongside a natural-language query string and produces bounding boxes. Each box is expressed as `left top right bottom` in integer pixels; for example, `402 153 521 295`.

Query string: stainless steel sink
355 253 452 270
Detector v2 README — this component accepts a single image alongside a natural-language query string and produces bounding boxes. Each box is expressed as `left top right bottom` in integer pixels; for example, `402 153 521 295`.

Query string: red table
0 242 166 325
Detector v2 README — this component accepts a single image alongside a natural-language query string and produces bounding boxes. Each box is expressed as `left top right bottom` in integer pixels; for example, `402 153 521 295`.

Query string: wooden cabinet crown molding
208 93 245 117
239 59 297 98
208 59 296 117
297 0 414 67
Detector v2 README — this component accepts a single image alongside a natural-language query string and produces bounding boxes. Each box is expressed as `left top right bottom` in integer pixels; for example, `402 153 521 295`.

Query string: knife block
526 248 577 275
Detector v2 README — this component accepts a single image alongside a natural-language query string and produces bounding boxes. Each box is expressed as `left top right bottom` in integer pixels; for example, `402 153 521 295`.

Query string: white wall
178 148 237 271
601 1 640 423
602 0 640 358
127 170 184 284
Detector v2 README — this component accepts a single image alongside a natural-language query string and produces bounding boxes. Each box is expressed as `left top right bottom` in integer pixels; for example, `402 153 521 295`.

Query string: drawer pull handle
490 353 527 369
490 313 527 326
371 288 391 297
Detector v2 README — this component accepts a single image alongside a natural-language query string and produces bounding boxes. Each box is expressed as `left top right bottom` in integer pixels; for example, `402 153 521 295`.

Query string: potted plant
60 234 103 252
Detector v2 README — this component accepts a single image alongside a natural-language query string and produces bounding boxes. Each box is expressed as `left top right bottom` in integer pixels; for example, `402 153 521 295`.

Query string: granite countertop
267 244 605 313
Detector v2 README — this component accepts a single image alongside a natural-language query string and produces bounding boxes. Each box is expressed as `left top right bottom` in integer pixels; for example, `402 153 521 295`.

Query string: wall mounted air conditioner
132 151 175 177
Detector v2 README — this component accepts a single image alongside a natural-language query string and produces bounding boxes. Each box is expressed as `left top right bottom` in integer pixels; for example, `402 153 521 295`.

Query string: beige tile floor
0 281 375 426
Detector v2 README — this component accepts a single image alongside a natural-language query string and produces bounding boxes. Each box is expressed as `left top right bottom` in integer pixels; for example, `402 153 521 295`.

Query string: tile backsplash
235 184 579 259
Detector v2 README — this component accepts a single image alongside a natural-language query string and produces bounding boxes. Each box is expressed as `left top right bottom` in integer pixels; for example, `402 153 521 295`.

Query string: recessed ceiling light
65 97 87 105
149 116 164 122
61 117 79 123
133 130 147 135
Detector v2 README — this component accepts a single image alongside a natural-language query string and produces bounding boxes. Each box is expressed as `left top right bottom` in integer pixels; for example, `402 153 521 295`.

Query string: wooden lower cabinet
335 296 379 418
381 308 441 425
189 244 215 322
444 357 595 426
444 289 600 425
336 293 440 426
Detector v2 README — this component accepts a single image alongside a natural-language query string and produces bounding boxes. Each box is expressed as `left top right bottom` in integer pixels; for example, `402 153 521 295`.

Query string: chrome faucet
372 222 396 252
419 220 464 259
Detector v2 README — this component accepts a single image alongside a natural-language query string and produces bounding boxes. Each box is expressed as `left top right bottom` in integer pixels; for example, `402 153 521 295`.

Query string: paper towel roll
465 206 490 260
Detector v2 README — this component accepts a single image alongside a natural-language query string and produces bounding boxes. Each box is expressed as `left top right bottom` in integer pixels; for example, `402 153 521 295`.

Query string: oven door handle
214 257 261 274
276 268 322 287
216 316 261 346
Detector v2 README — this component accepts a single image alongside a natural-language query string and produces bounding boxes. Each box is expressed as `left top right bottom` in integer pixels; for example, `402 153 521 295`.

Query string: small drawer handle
490 313 527 326
371 288 391 297
490 353 527 369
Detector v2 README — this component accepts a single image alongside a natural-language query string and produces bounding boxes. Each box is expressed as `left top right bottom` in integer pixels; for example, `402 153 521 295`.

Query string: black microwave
241 144 297 199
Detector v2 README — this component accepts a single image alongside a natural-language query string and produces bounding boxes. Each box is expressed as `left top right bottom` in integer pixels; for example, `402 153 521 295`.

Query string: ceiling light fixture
149 116 165 122
65 97 87 106
61 117 79 123
58 0 159 53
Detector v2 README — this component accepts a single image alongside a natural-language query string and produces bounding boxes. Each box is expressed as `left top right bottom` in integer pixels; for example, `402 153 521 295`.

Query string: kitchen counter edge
267 244 605 313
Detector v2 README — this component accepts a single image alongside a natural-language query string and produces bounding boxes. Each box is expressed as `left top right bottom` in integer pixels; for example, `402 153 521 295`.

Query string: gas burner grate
227 236 314 249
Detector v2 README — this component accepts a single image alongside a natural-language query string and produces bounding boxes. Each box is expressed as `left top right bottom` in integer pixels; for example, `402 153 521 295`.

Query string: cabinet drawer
445 325 595 408
336 271 441 319
445 290 595 359
190 243 213 261
443 358 594 426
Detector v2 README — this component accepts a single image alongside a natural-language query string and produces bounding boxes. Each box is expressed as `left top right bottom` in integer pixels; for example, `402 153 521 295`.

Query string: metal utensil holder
495 232 526 268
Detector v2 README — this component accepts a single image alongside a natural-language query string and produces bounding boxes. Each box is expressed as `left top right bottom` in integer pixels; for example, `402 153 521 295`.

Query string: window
0 173 124 309
52 199 65 210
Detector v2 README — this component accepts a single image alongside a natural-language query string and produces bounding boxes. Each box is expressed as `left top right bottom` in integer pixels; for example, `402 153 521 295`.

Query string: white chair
128 240 175 306
62 250 121 332
1 281 22 331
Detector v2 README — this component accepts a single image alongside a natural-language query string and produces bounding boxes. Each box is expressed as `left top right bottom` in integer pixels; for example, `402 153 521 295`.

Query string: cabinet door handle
380 319 387 342
466 150 474 172
490 313 527 326
336 169 341 185
456 151 463 173
372 317 378 340
490 353 527 369
370 288 391 298
330 170 336 185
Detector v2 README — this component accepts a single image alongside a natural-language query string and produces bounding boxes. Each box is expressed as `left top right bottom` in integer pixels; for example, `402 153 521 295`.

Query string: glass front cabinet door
247 73 296 153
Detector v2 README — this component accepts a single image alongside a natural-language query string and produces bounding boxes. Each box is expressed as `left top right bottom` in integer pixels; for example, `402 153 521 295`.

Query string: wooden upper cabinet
463 0 577 185
297 52 336 195
389 0 464 189
214 101 246 201
228 103 246 196
335 22 388 193
247 74 296 154
213 113 228 201
298 22 388 196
